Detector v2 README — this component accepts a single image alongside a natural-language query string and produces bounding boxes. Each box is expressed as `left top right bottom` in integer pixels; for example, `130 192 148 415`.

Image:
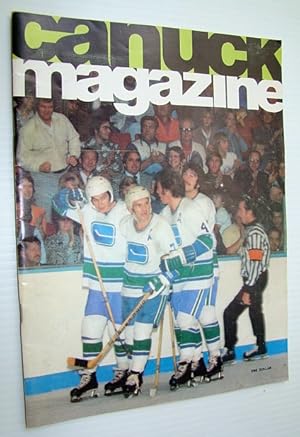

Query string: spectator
63 100 90 142
15 199 47 264
110 76 155 141
59 171 81 190
122 149 153 191
14 96 35 133
253 110 282 156
202 151 240 206
270 203 285 251
193 108 218 154
16 170 48 237
130 115 166 176
168 117 207 173
219 110 249 162
166 145 186 175
253 142 273 173
154 103 180 143
213 190 232 235
212 190 232 255
118 176 137 201
16 98 81 222
18 236 42 268
268 227 282 252
70 148 100 187
266 159 285 195
236 108 261 149
222 208 244 255
213 132 240 178
234 150 269 200
83 117 123 199
269 181 284 206
45 215 82 265
268 180 285 239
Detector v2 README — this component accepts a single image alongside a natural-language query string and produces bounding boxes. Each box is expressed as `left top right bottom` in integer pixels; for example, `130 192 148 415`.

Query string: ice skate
222 348 236 365
243 344 267 361
104 368 129 396
205 355 224 381
70 370 99 403
169 361 192 391
191 358 207 384
124 371 143 398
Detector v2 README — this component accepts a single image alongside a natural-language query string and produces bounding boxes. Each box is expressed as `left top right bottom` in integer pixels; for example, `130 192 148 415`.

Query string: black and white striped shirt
240 222 270 287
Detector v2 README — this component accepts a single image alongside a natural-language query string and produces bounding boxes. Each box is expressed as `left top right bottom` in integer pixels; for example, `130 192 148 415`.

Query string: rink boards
17 254 288 396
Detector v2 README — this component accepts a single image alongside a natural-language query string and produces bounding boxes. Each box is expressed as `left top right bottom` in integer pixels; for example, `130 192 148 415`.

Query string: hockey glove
52 188 86 216
143 270 179 300
68 188 86 208
160 234 213 272
182 234 213 263
160 248 186 273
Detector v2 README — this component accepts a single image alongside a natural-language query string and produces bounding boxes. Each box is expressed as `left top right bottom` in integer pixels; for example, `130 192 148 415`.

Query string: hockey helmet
125 185 151 211
85 176 114 206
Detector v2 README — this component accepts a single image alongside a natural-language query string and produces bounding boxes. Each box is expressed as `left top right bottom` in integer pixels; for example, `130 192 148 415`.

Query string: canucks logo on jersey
92 222 116 246
127 242 149 264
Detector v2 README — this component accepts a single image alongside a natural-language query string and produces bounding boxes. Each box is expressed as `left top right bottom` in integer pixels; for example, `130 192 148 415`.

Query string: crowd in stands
14 94 286 268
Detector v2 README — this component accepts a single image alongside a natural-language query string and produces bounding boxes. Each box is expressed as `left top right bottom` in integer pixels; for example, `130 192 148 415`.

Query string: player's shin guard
81 314 106 368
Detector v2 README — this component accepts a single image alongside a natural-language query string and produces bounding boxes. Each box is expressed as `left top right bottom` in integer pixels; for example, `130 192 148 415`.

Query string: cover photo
12 11 288 427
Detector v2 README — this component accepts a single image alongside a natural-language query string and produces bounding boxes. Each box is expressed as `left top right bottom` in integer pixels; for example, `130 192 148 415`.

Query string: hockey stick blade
149 387 157 398
67 357 90 368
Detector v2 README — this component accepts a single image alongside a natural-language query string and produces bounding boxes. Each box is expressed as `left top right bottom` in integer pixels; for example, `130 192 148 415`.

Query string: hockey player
222 195 270 363
52 176 130 401
182 162 223 382
156 168 215 389
120 185 179 396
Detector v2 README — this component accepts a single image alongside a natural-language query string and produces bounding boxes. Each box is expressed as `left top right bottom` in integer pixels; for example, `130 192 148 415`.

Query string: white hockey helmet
85 176 114 206
125 185 151 211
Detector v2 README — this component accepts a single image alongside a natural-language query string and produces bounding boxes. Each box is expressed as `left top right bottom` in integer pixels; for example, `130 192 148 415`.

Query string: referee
222 195 271 362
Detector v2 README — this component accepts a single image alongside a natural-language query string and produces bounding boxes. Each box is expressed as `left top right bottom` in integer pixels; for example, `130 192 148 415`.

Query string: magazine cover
12 11 288 428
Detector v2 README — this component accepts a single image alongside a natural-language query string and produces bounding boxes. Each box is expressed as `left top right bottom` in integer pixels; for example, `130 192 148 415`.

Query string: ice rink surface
25 354 288 428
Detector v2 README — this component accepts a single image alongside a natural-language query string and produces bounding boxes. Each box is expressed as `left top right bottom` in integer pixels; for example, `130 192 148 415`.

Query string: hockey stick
76 205 129 354
149 310 165 397
67 291 152 369
168 302 177 371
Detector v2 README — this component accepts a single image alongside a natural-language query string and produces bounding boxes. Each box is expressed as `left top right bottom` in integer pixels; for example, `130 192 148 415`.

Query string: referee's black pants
223 270 268 351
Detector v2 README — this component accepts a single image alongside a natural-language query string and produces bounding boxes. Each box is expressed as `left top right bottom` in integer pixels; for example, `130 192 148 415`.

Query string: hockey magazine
12 12 288 427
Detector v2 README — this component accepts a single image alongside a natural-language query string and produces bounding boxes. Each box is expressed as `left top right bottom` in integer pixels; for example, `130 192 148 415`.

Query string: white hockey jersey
160 197 214 290
67 201 129 293
120 213 177 297
192 192 219 278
